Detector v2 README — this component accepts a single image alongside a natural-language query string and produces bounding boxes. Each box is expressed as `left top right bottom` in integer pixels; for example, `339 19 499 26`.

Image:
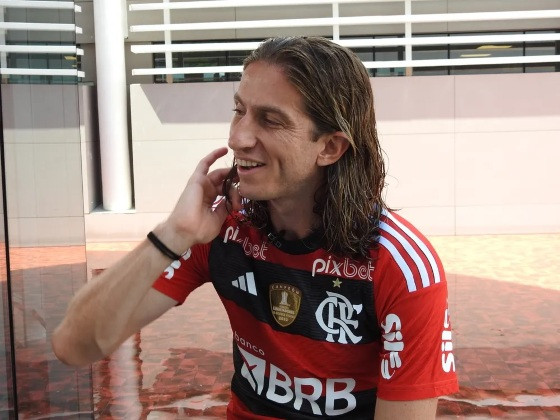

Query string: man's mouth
236 159 264 170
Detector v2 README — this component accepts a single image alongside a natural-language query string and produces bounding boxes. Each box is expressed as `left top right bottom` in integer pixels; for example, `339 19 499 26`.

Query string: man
53 37 458 418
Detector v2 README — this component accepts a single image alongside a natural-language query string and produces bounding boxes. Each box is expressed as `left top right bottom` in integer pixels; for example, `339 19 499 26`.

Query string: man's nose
228 115 258 150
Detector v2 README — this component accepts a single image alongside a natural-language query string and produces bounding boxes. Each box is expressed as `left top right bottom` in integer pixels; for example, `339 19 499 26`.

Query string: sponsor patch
380 313 404 379
269 283 301 327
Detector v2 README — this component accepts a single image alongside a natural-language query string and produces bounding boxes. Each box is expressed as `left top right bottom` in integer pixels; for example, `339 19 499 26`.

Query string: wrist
147 232 182 260
151 222 193 258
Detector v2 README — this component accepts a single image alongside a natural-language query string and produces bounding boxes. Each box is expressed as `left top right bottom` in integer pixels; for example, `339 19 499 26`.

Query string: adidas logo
232 272 257 296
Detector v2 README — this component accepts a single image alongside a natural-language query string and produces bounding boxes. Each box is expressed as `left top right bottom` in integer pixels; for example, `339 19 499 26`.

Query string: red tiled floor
2 234 560 418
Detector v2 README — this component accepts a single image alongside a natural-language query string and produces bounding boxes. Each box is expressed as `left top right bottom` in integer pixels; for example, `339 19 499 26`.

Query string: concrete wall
84 71 560 241
2 85 86 247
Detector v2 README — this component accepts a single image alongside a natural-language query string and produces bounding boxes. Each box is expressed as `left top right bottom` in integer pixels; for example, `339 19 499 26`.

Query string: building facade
2 0 560 247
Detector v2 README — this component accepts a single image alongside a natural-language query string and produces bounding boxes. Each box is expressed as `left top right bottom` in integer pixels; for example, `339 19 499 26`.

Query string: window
153 41 251 83
5 43 81 84
412 34 449 76
151 30 559 82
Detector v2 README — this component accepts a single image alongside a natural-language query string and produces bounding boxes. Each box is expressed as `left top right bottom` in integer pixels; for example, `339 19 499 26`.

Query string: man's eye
232 108 244 115
263 118 281 126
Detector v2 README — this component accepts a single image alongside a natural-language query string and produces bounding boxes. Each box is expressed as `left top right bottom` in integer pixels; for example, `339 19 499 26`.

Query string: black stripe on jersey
209 238 380 344
232 345 377 418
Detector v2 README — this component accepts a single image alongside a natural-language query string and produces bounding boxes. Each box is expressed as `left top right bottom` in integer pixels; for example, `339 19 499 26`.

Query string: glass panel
524 64 557 73
351 47 375 76
154 46 249 83
4 0 81 86
181 51 227 83
524 37 558 72
1 1 93 417
525 39 558 73
412 48 448 76
1 86 92 418
525 43 555 57
450 32 523 75
373 36 405 77
226 50 250 81
411 34 448 76
0 107 16 419
374 47 405 77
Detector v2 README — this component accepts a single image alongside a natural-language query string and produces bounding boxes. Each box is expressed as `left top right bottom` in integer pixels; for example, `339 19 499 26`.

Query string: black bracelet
147 231 182 261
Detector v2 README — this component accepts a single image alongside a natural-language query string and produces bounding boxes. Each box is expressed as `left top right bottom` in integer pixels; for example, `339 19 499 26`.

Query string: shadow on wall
371 72 560 122
1 85 81 131
138 83 237 125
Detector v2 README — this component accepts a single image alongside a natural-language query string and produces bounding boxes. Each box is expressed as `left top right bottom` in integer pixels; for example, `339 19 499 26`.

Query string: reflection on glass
0 113 16 419
1 0 93 417
525 38 558 73
375 47 405 77
2 82 92 417
450 32 521 75
412 49 449 76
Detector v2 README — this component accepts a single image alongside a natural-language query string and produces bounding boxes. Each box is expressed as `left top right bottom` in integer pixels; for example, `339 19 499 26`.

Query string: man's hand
156 147 241 254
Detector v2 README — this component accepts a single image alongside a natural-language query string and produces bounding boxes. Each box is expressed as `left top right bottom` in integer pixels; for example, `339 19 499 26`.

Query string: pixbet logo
237 346 357 416
163 248 192 279
315 292 363 344
311 256 374 281
224 226 269 260
380 313 404 380
441 309 455 373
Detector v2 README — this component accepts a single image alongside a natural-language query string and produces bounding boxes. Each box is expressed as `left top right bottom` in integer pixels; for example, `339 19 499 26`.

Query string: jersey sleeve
152 242 211 304
374 212 458 401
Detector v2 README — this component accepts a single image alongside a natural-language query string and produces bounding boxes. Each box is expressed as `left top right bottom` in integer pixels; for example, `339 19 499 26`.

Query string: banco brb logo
315 292 363 344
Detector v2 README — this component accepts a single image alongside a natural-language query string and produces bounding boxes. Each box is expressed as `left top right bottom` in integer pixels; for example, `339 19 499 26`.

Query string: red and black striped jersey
152 210 458 418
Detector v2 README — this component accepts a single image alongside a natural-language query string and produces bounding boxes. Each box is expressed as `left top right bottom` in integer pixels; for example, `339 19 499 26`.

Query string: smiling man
52 37 458 419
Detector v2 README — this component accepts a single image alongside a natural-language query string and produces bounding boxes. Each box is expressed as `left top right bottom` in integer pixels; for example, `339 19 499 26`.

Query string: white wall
84 71 560 241
374 72 560 235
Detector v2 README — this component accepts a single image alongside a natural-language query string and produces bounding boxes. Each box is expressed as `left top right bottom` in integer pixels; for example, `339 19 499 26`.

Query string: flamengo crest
269 283 302 327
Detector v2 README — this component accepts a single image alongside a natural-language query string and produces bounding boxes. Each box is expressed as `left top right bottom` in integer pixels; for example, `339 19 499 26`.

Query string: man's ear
317 132 351 166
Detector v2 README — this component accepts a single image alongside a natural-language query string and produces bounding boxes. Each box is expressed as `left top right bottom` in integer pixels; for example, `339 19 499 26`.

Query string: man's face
228 61 326 205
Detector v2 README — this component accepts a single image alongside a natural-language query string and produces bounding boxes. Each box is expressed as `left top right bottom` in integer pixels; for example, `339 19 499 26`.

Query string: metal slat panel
0 1 84 78
130 33 560 54
132 55 560 75
128 0 560 76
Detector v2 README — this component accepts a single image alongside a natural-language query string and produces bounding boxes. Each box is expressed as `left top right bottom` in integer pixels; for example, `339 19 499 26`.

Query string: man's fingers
195 147 229 175
207 167 231 187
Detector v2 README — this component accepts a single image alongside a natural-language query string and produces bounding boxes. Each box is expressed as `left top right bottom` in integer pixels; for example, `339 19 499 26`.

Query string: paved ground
2 233 559 418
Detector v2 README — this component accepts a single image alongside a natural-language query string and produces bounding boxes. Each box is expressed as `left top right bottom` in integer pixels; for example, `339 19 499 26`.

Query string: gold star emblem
333 278 342 288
